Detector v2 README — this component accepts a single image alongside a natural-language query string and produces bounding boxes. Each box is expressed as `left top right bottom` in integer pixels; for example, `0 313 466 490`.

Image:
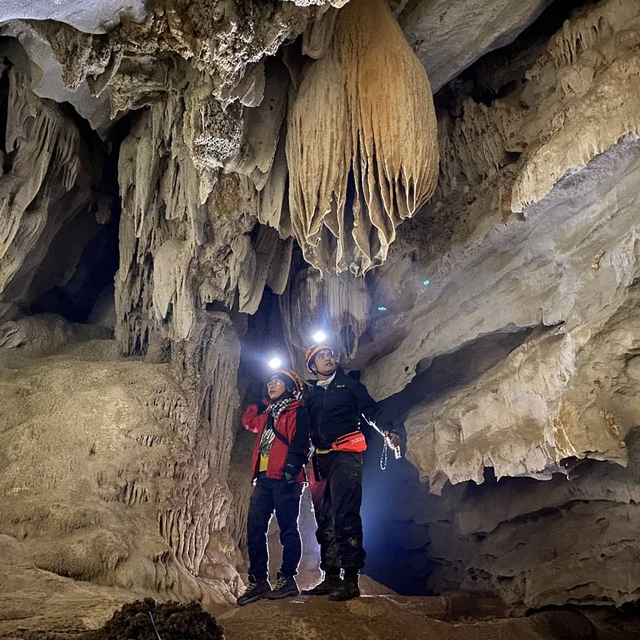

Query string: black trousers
246 474 303 581
310 451 365 572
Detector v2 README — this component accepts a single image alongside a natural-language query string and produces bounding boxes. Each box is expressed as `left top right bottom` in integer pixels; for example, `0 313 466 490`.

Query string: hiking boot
302 571 342 596
328 570 360 601
236 577 271 606
266 574 299 599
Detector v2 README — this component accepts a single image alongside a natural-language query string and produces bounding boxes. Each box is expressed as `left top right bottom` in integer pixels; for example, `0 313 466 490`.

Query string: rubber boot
302 569 342 596
328 569 360 601
236 576 271 606
266 573 300 599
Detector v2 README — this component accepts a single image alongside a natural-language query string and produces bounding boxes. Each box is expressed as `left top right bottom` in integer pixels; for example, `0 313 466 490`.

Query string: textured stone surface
114 92 291 353
286 0 438 274
0 22 114 133
399 0 553 91
0 50 112 323
347 0 640 612
0 339 244 609
0 0 441 273
370 428 640 612
3 0 640 626
362 1 640 483
1 564 637 640
0 0 147 34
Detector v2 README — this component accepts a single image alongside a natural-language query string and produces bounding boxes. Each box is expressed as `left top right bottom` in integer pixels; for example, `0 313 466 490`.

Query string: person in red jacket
236 369 310 606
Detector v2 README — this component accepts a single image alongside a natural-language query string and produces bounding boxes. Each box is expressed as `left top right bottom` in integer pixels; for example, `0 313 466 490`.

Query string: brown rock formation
0 338 244 606
286 0 439 274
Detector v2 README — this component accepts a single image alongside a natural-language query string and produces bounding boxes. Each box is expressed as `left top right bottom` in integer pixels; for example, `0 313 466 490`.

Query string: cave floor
2 570 639 640
211 595 640 640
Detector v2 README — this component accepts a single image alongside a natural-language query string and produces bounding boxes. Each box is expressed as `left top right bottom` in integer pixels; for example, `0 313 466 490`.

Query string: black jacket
305 369 392 449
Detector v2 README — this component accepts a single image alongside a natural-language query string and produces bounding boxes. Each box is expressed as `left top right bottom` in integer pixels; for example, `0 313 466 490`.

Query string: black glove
283 463 299 484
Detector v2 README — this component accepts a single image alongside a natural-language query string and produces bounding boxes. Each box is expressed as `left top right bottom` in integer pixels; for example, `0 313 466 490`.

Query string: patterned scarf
268 396 295 422
258 396 295 457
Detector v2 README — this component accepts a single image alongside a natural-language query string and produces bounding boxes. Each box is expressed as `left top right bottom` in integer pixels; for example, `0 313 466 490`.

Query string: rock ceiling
0 0 574 332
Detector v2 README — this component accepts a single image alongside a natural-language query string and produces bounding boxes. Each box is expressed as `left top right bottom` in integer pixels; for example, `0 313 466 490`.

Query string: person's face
312 349 337 376
266 377 287 400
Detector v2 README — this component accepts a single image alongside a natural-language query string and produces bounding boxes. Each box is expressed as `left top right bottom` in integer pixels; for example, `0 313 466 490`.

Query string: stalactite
280 267 370 366
286 0 439 275
0 64 96 322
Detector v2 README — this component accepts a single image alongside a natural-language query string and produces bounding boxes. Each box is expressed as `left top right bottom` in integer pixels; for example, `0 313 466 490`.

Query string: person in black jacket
303 344 400 601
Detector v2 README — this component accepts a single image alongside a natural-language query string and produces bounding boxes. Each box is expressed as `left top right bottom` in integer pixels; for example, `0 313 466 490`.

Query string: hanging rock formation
280 266 371 366
1 0 440 275
286 0 439 274
0 50 109 324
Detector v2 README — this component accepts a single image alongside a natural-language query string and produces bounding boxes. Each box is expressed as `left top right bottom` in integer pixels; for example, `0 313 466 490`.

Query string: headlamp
312 330 327 343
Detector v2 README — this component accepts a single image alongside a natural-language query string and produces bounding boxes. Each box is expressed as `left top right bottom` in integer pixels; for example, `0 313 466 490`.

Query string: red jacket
242 400 310 484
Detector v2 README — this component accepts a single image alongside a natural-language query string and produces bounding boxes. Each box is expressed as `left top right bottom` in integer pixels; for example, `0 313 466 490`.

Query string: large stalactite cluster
9 0 439 277
286 0 439 274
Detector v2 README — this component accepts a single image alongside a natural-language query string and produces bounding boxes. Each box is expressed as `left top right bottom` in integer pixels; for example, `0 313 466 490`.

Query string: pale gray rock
0 0 146 34
366 136 640 485
400 0 553 91
0 22 114 132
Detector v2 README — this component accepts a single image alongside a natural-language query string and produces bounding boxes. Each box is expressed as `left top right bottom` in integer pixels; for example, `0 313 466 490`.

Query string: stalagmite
286 0 439 274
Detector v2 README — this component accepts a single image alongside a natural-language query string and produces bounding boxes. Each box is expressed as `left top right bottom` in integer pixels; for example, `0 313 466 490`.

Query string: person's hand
386 431 401 451
283 463 299 483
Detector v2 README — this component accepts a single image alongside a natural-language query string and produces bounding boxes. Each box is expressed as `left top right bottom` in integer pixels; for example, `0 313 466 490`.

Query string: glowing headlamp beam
267 356 283 370
312 330 327 343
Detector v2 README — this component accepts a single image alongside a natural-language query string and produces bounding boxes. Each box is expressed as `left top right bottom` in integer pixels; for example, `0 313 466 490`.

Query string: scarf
258 396 295 457
316 372 336 388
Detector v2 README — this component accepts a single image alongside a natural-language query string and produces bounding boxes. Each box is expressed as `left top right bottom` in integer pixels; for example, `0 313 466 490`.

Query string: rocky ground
1 542 638 640
2 577 640 640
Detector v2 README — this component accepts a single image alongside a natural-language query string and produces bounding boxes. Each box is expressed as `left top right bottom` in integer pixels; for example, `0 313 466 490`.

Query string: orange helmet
268 369 305 398
305 344 334 373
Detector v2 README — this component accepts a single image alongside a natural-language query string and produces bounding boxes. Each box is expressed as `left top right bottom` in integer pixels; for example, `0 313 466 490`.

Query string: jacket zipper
318 381 333 447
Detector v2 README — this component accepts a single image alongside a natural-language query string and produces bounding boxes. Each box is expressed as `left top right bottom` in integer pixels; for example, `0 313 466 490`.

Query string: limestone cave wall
357 0 640 611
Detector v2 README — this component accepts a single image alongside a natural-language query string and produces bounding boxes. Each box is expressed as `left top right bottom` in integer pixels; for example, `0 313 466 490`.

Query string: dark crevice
29 114 132 323
379 325 536 426
0 55 12 173
435 0 603 109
